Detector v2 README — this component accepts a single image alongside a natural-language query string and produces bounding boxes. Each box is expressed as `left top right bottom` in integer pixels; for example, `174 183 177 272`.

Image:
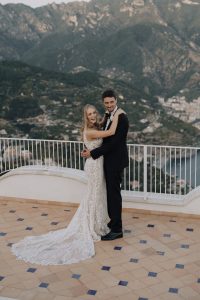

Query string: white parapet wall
0 166 87 204
0 166 200 216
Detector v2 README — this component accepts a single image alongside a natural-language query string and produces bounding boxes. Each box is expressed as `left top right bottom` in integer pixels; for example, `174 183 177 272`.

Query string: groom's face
103 97 117 113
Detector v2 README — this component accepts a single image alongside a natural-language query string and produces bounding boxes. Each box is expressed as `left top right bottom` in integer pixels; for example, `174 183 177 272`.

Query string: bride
11 104 123 265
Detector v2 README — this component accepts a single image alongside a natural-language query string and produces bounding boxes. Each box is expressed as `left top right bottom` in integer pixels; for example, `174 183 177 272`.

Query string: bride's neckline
84 130 101 142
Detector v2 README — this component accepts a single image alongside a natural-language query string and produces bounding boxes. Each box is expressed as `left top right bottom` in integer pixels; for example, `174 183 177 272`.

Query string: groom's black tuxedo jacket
90 113 129 171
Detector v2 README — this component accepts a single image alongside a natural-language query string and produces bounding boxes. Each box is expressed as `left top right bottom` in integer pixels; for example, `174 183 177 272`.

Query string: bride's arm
99 114 106 128
86 109 124 139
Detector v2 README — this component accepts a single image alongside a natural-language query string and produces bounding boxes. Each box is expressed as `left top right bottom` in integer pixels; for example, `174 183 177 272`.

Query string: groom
82 89 129 240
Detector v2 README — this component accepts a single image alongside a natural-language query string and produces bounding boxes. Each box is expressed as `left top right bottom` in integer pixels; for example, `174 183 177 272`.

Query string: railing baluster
150 146 152 193
78 142 81 170
143 145 147 197
74 142 76 170
8 139 11 171
56 141 59 168
138 146 140 191
190 149 192 190
11 139 14 170
175 148 177 194
185 148 187 195
19 140 22 168
195 149 197 188
179 148 182 195
128 145 131 191
133 145 135 190
3 139 6 172
169 148 171 194
39 140 42 166
155 147 157 193
123 168 126 191
27 139 30 166
0 140 3 173
70 142 72 168
164 147 166 194
160 147 161 194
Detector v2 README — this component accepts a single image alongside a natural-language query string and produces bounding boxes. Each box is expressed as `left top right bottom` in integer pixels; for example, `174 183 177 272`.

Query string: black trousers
104 166 123 233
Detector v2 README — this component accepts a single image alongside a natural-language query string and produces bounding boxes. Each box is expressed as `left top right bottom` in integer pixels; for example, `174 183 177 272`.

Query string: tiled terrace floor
0 199 200 300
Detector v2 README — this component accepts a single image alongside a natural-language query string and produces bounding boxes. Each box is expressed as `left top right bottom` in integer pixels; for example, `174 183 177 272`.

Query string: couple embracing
12 89 129 265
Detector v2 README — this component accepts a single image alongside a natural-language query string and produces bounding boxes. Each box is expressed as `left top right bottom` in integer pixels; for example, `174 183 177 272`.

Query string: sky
0 0 90 8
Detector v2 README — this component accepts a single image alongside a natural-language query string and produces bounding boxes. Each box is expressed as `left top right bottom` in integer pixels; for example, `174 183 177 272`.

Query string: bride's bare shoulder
84 129 97 141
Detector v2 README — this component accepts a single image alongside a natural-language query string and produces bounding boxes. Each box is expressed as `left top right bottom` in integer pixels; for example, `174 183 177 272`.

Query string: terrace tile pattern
0 199 200 300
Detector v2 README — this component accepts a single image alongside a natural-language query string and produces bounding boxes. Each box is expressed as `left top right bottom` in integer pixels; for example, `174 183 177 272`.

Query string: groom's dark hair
102 89 117 100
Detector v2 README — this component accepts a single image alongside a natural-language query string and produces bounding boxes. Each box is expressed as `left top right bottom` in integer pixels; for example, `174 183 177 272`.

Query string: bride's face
87 107 97 125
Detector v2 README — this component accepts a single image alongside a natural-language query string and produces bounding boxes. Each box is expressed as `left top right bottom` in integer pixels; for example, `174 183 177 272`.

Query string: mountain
0 0 200 96
0 0 200 145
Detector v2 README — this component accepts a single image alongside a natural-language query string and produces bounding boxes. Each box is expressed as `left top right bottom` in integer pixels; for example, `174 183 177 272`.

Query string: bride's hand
114 108 125 117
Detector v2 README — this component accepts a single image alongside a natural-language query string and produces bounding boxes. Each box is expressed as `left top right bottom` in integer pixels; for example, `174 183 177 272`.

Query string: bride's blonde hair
81 104 101 139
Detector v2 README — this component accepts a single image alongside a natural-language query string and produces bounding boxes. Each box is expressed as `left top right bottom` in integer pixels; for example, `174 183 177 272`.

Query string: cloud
0 0 90 8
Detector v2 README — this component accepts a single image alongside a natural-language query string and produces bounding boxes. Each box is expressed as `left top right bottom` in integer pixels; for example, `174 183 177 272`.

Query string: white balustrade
0 138 199 197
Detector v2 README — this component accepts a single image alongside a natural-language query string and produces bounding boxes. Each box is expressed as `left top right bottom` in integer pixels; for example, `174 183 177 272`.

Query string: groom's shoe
101 231 123 241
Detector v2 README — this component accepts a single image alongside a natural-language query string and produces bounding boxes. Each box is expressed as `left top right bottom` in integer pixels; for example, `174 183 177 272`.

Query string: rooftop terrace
0 199 200 300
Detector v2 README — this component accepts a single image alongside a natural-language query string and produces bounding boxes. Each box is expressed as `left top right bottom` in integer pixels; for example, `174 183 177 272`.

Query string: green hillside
0 60 200 146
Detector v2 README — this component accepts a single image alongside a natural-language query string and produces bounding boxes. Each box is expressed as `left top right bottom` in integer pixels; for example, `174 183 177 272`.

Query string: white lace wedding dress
11 136 109 265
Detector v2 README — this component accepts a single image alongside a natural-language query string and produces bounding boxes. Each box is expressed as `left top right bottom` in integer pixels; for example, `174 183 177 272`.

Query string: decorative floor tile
101 266 111 271
39 282 49 288
25 227 33 230
156 251 165 256
0 232 7 236
148 272 157 277
114 246 122 250
163 234 171 237
51 222 59 225
124 229 131 233
87 289 97 295
168 288 178 294
27 268 37 273
72 274 81 279
118 280 128 286
130 258 139 263
186 228 194 232
175 264 184 269
140 240 147 244
181 244 189 249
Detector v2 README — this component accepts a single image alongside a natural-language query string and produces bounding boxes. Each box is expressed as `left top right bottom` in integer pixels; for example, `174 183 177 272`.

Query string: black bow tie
105 112 111 118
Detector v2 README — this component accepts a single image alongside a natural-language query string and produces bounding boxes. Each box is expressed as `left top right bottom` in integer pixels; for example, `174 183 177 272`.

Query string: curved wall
0 166 200 216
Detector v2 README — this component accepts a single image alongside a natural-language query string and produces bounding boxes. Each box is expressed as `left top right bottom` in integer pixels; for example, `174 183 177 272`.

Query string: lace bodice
12 134 109 265
83 132 102 150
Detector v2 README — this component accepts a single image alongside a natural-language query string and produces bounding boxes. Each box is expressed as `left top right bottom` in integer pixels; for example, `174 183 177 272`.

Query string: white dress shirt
105 106 118 130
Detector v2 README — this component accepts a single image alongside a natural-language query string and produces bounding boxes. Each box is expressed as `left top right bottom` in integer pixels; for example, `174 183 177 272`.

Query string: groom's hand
81 149 91 158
